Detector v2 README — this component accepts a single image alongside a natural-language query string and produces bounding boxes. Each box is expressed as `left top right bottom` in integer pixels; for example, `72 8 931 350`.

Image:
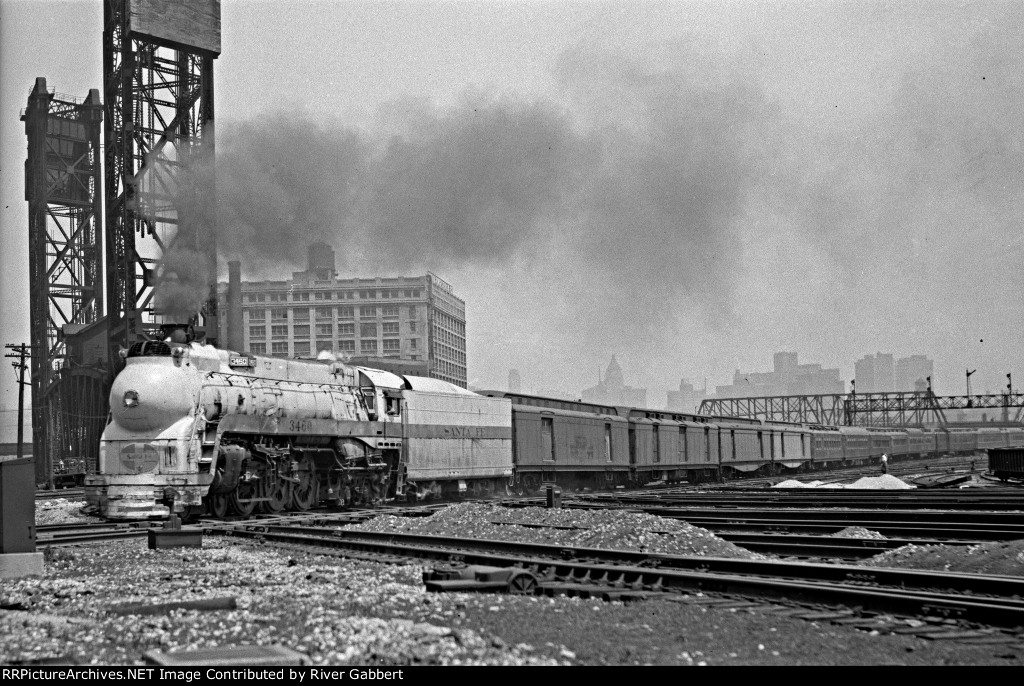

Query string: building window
359 306 377 318
316 341 333 353
315 307 333 320
271 308 288 322
408 307 417 318
408 321 416 332
338 322 355 335
316 323 333 337
249 326 266 340
293 325 310 338
340 291 354 299
383 339 400 352
271 325 288 338
249 309 266 321
293 341 310 356
404 289 421 298
250 342 266 354
338 306 354 319
293 291 310 302
360 340 378 354
360 323 377 338
382 322 400 334
293 308 310 322
338 340 355 352
269 293 286 302
410 338 418 350
314 291 331 300
382 306 399 318
271 341 289 355
359 290 376 299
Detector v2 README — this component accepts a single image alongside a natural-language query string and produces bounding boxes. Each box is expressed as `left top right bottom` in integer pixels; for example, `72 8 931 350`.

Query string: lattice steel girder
104 0 218 356
700 390 1024 428
22 77 104 486
699 394 846 425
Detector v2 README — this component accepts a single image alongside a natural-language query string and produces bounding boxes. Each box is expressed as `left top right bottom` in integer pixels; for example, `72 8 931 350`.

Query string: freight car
988 447 1024 481
86 332 1024 521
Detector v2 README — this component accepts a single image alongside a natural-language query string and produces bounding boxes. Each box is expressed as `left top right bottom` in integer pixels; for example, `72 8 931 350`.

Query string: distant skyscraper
713 352 843 397
896 355 934 392
582 355 647 407
666 378 706 412
855 352 895 393
508 369 521 393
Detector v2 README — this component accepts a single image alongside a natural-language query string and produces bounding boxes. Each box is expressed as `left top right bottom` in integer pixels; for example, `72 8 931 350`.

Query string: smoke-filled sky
2 0 1023 439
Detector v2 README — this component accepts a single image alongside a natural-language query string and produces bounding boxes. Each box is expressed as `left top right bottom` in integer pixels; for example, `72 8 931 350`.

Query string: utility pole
4 344 30 460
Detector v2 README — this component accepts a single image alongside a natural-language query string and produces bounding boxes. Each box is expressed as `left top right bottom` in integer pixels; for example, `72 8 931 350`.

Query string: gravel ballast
2 499 1022 666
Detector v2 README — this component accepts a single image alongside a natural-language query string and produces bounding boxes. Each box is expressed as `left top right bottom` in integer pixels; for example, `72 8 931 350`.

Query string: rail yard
5 0 1024 672
6 458 1024 667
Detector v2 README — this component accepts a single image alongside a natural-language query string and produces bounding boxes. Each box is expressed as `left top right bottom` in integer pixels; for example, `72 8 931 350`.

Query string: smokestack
227 261 244 351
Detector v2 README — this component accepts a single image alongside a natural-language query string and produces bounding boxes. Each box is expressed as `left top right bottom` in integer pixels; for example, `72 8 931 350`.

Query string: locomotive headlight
123 390 140 408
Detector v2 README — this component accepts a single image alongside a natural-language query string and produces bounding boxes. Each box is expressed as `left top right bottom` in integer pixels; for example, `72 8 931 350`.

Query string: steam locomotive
85 336 1024 521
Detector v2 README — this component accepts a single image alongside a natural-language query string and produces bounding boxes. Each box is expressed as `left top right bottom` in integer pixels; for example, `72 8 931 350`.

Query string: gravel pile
832 526 887 540
0 540 561 666
34 499 95 526
345 503 766 559
773 479 843 489
860 539 1024 576
772 475 915 490
845 475 915 490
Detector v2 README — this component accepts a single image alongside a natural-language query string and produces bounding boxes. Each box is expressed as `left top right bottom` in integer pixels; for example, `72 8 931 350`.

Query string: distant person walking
881 454 889 475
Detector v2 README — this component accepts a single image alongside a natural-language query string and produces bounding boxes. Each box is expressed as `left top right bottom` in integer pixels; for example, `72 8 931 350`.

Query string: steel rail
575 494 1024 511
37 529 151 545
203 524 1024 627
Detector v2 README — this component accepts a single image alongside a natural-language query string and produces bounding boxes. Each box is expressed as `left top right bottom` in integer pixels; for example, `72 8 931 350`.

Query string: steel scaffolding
21 79 105 486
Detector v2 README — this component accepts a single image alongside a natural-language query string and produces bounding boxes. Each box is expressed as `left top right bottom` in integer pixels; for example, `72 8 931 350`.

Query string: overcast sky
2 0 1023 440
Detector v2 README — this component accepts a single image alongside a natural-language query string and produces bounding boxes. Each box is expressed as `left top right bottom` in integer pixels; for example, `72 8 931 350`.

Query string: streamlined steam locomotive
85 335 1024 521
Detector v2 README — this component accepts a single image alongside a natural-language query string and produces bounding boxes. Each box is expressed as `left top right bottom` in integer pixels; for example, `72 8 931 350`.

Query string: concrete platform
0 551 44 578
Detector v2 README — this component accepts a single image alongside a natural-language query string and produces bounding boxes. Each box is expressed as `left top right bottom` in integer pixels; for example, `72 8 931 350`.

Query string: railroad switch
424 564 539 595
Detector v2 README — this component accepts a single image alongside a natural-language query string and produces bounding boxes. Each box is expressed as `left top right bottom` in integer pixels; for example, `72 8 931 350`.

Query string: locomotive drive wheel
180 505 204 524
229 481 258 518
207 493 230 519
261 473 290 514
289 455 317 511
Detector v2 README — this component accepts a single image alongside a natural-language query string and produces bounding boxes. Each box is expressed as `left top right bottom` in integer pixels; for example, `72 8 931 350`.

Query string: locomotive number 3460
287 419 314 433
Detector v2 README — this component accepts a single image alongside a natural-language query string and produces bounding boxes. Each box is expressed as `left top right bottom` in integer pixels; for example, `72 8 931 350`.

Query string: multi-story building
581 355 647 407
666 378 706 413
508 369 521 393
219 244 467 387
896 355 933 393
855 352 895 393
713 352 844 398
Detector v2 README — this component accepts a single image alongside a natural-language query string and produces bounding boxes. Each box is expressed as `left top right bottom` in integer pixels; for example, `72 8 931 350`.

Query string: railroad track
35 488 84 500
202 522 1024 630
508 498 1024 540
36 521 163 545
573 490 1024 511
